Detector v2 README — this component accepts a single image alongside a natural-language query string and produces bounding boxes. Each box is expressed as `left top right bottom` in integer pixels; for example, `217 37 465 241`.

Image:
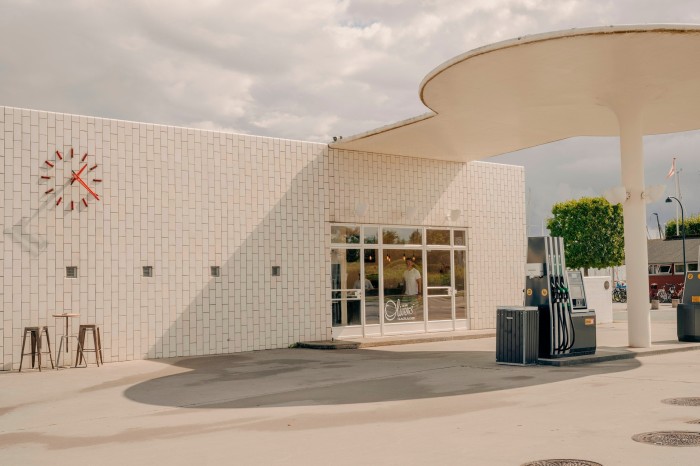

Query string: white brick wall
329 151 526 329
465 162 527 329
0 106 525 369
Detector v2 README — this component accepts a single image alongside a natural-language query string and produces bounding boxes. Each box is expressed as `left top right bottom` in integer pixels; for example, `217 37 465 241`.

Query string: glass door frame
330 224 469 338
425 247 457 332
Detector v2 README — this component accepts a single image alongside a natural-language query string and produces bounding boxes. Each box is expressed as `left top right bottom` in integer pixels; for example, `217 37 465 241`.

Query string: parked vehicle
650 282 683 303
669 283 684 300
613 281 627 303
650 283 663 302
655 284 671 303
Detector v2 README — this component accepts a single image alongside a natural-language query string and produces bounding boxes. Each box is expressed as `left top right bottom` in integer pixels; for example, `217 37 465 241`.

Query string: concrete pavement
2 313 700 465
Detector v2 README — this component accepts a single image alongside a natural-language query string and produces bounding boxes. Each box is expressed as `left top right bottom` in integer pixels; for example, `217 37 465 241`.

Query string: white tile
0 107 524 369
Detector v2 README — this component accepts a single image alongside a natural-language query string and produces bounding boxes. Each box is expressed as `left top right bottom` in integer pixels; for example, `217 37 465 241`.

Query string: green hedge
666 214 700 238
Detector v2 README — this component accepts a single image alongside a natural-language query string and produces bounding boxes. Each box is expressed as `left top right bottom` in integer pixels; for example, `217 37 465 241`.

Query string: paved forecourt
2 318 700 465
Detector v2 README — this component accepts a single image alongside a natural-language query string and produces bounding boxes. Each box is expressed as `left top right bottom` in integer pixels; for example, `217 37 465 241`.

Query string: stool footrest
75 325 103 368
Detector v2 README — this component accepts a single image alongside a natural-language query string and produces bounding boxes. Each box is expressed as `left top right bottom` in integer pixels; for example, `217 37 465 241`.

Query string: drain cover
662 397 700 406
521 461 602 466
632 431 700 447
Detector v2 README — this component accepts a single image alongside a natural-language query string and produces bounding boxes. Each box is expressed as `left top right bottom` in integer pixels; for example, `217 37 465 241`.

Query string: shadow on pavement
653 339 683 345
123 347 641 409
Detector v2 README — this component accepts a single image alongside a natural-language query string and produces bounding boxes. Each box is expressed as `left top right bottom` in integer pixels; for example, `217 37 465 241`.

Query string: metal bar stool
19 326 54 372
74 324 103 367
53 313 81 369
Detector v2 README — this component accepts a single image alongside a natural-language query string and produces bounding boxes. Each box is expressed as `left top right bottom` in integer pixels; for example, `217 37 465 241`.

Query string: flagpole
675 164 681 236
666 157 680 236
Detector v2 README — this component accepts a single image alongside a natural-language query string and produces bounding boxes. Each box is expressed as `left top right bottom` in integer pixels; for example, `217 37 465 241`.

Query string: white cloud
2 0 700 229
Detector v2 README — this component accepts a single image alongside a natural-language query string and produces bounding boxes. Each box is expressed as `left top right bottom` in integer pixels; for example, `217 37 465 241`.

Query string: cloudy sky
2 0 699 235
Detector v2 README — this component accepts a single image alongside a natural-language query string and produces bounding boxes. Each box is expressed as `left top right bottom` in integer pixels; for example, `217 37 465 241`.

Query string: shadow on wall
2 113 475 369
144 146 465 363
148 145 329 360
2 139 466 369
123 347 641 410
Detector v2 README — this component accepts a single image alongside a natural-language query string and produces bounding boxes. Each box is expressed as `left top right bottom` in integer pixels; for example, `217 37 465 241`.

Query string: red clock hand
70 164 88 185
72 168 100 200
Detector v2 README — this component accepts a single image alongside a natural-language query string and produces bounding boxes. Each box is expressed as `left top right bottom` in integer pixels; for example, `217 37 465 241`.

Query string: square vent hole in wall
143 266 153 277
66 266 78 278
211 266 220 277
272 266 281 277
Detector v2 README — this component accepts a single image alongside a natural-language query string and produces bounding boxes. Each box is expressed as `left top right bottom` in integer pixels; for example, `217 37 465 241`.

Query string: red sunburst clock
40 148 101 211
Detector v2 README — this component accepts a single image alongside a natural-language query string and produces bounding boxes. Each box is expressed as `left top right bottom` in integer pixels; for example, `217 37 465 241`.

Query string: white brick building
0 106 525 370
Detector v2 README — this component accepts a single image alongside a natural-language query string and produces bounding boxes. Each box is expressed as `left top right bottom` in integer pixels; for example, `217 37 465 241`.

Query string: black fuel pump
677 248 700 341
525 236 596 358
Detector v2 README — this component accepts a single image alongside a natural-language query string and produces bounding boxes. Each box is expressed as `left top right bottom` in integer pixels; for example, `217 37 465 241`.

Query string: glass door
382 249 424 332
426 249 454 329
330 224 468 338
363 248 380 331
331 248 362 327
454 249 468 328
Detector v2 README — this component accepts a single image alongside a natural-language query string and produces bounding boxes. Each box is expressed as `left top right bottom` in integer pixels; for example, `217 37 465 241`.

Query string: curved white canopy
333 24 700 348
332 25 700 161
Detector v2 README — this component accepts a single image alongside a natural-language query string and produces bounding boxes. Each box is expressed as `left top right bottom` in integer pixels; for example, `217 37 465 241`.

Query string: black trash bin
496 307 539 365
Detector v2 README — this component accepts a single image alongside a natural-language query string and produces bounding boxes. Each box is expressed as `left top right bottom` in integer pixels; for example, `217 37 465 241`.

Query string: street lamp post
665 196 687 276
652 213 663 239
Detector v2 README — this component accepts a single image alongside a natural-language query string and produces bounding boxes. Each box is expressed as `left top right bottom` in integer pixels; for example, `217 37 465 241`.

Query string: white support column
618 108 651 348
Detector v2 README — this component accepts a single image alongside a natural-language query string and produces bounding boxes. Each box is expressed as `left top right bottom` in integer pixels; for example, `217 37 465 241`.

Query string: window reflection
426 250 451 286
364 249 379 324
427 250 452 321
331 225 360 244
454 230 466 246
382 228 422 245
427 229 450 245
675 263 699 274
383 249 423 322
455 250 467 319
364 227 378 244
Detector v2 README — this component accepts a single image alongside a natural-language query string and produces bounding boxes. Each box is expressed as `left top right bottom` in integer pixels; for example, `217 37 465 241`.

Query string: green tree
383 229 399 244
546 197 624 276
665 214 700 238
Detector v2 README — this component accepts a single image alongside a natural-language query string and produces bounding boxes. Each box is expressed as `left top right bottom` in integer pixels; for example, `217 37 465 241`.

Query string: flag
666 158 676 179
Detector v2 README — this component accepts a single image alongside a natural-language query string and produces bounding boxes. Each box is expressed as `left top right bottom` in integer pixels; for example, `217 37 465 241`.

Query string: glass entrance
330 225 468 338
426 249 453 322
